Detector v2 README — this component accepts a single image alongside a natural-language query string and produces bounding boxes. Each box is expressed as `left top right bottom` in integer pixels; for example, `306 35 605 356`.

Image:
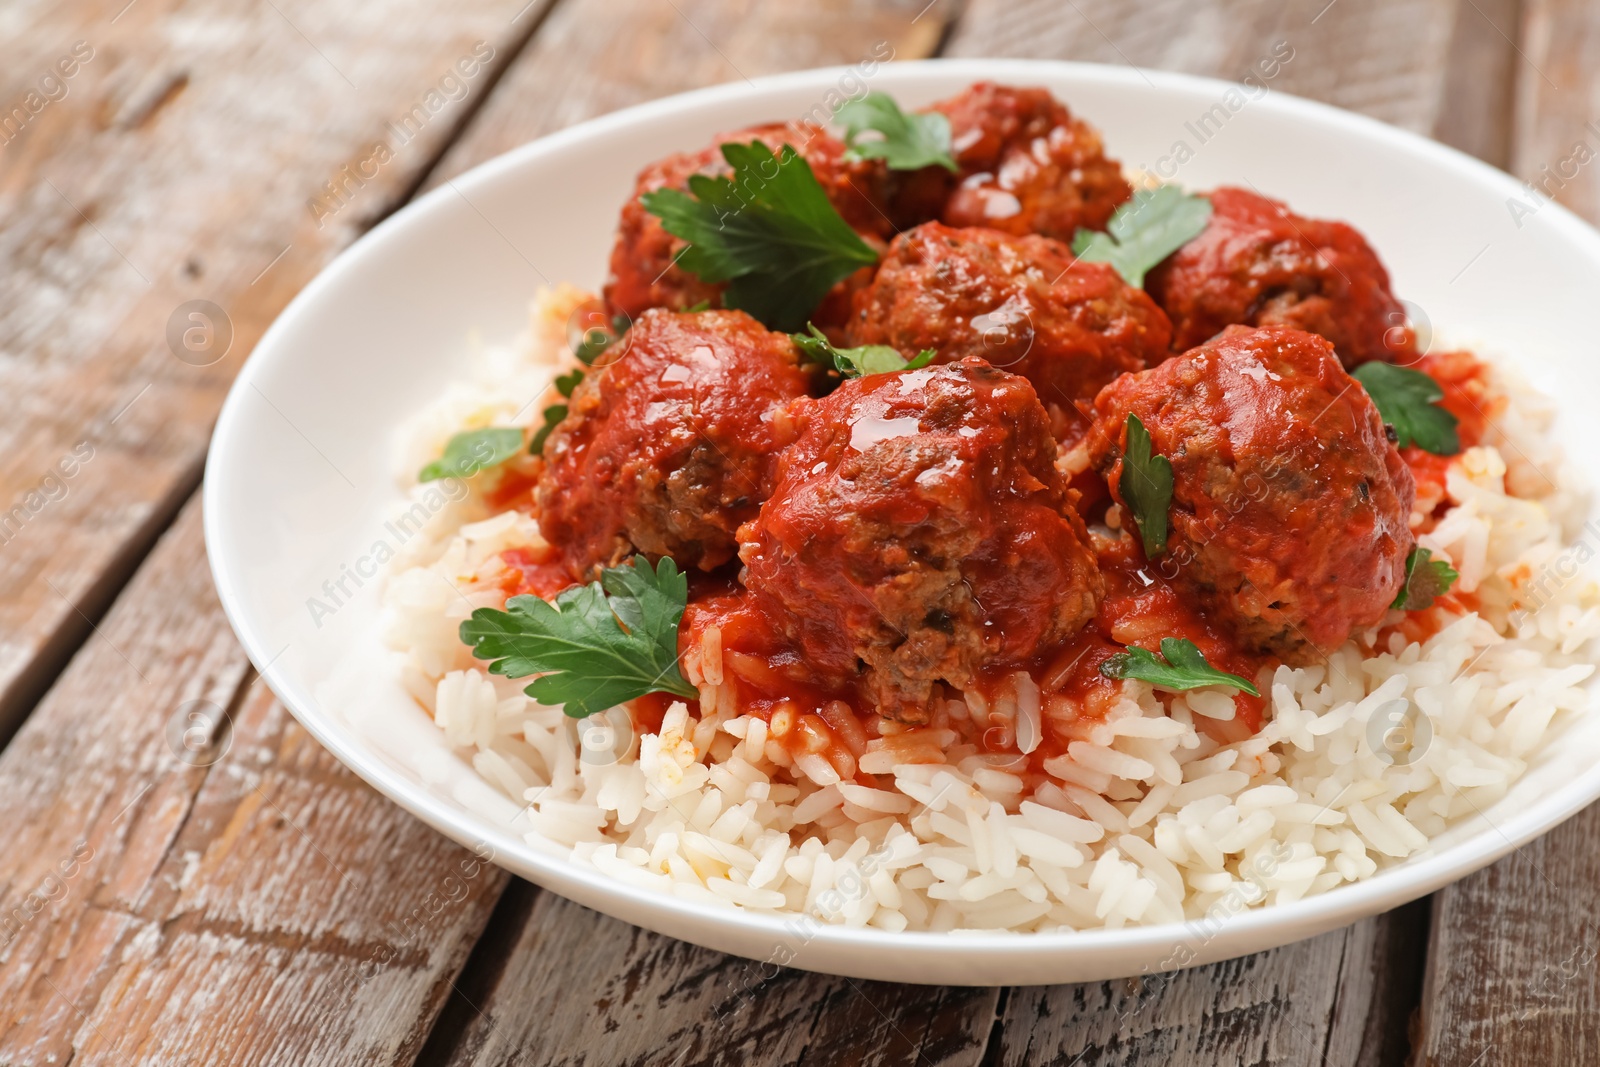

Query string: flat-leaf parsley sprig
419 427 525 483
1101 637 1260 696
1072 186 1213 288
791 323 936 378
640 141 879 332
835 91 958 172
460 556 698 719
1118 413 1174 558
1391 546 1458 611
529 368 586 455
1351 361 1461 455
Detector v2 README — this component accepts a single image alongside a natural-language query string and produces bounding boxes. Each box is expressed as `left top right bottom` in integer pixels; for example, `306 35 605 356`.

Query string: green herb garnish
791 323 935 378
573 315 630 365
418 427 525 483
1119 413 1173 558
1100 637 1260 696
1391 547 1458 611
640 141 879 332
836 91 958 172
529 368 585 455
683 299 713 313
1352 362 1461 455
1071 186 1213 288
460 556 697 718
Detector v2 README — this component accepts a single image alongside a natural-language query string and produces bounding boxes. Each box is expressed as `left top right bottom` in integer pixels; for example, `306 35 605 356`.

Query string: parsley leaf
529 368 585 455
1391 546 1458 611
835 91 958 172
640 141 879 332
1119 414 1173 557
1100 637 1260 696
1071 185 1213 288
1351 361 1461 455
791 323 935 378
459 556 698 718
573 315 630 365
419 427 525 483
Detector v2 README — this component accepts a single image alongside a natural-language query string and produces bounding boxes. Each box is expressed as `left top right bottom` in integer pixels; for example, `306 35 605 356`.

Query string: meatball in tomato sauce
890 82 1131 240
1147 187 1412 367
738 358 1103 723
1088 325 1415 663
535 309 819 580
847 223 1172 435
603 123 891 322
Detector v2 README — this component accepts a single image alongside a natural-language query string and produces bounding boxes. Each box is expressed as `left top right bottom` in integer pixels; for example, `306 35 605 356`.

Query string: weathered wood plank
945 0 1505 143
1432 0 1521 167
989 905 1427 1067
1507 0 1600 221
439 889 999 1067
0 499 509 1066
1419 816 1600 1065
424 0 953 189
0 0 555 741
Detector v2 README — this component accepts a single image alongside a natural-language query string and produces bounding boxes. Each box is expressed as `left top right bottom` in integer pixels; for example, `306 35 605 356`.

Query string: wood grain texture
424 0 955 188
945 0 1508 142
0 499 509 1066
0 0 554 740
1508 0 1600 221
1419 812 1600 1065
991 905 1427 1067
1432 0 1521 167
437 888 999 1067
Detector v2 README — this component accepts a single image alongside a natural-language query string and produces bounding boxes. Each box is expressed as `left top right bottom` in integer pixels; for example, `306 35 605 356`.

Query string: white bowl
204 58 1600 985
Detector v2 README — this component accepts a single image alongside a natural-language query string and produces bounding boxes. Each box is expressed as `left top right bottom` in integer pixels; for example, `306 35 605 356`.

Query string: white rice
380 288 1600 933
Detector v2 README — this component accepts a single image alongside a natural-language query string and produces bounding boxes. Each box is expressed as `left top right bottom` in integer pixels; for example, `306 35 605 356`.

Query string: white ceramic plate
204 59 1600 985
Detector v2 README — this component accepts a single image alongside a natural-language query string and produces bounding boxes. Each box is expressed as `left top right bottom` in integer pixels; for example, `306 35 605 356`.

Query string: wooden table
2 0 1596 1062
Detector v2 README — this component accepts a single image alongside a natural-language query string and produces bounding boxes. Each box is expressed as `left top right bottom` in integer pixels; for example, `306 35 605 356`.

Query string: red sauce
1402 349 1502 523
1027 536 1268 747
500 546 576 600
667 526 1275 777
1366 347 1494 643
485 468 540 514
679 589 871 768
627 690 675 735
496 341 1508 762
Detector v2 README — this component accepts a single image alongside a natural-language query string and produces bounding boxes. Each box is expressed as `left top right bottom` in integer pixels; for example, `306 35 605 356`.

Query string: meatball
1087 325 1415 663
890 82 1131 240
846 222 1173 433
535 309 818 579
1147 187 1412 367
738 357 1103 722
603 123 892 322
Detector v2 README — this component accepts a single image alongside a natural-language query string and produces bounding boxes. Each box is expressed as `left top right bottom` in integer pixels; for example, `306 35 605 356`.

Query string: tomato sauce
1403 349 1502 522
495 352 1504 765
485 467 540 514
678 586 875 773
666 524 1276 777
491 336 1499 763
500 546 575 600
